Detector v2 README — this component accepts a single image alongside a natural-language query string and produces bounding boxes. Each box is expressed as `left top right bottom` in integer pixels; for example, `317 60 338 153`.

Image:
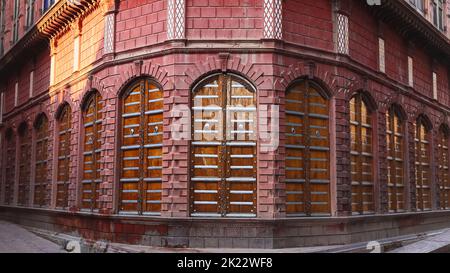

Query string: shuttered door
56 105 71 209
386 109 405 212
4 130 15 205
119 79 163 215
285 81 330 217
18 125 31 206
191 75 257 217
81 93 103 211
350 94 374 215
34 115 49 207
415 121 431 211
438 128 450 210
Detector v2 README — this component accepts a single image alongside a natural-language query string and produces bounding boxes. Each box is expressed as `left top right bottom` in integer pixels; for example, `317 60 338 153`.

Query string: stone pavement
389 229 450 253
0 221 65 253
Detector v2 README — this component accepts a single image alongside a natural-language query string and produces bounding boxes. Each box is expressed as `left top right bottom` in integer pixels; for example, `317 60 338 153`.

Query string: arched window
119 78 163 215
190 74 257 218
350 93 374 215
415 116 432 211
81 92 103 211
4 129 15 205
18 122 31 206
386 106 405 212
285 80 330 217
438 125 450 210
56 104 72 209
34 114 49 207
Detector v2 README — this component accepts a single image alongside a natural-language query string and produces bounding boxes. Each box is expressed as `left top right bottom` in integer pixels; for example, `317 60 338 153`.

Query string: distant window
432 0 444 31
409 0 424 12
12 0 20 43
43 0 56 13
26 0 35 29
0 0 5 31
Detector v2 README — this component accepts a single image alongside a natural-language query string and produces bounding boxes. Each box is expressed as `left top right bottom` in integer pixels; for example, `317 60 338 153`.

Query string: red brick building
1 0 450 249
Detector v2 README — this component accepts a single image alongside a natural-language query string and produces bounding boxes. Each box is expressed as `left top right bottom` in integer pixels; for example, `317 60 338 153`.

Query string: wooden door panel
286 81 330 216
119 80 162 215
191 75 257 217
81 93 103 211
5 132 16 205
56 106 71 209
350 95 374 215
18 126 31 206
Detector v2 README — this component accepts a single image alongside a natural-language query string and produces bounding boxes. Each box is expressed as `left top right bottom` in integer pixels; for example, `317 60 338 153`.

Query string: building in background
1 0 450 249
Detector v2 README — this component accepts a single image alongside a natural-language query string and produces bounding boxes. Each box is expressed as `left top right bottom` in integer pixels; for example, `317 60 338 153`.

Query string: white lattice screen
263 0 283 39
167 0 185 40
337 13 349 55
104 13 115 54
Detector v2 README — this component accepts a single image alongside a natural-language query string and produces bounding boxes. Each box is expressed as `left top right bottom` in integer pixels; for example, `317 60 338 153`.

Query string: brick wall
283 0 333 51
186 0 264 40
115 0 167 52
1 0 450 229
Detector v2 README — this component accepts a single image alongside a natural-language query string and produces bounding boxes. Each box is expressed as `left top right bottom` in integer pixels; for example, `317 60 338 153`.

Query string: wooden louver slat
191 75 257 217
119 79 163 215
285 80 331 217
34 115 49 207
56 105 72 209
81 92 103 211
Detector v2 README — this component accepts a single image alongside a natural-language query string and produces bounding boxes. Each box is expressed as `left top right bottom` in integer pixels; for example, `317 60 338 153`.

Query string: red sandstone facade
1 0 450 249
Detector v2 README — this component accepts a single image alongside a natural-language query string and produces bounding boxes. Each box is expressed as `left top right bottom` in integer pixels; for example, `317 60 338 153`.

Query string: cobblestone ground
0 221 65 253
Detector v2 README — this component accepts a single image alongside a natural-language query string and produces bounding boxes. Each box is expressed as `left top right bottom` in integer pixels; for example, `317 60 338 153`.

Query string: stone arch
81 75 108 102
277 62 338 97
33 112 49 129
350 89 378 112
388 103 408 123
184 55 265 90
80 89 103 112
55 101 72 120
117 75 164 99
114 61 173 96
285 76 333 100
416 113 433 132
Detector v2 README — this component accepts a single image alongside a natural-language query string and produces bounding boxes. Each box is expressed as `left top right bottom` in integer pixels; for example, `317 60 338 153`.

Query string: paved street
0 221 64 253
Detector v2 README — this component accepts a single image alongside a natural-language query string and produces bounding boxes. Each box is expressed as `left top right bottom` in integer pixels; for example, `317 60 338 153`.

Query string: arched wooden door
350 93 374 215
386 107 405 212
438 126 450 210
34 115 49 207
415 118 431 211
190 74 257 217
285 80 331 217
56 104 72 209
119 78 163 215
18 123 31 206
81 92 103 211
4 129 16 205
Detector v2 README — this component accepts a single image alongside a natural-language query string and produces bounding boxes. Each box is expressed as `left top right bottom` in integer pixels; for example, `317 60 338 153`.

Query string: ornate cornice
371 0 450 61
0 0 100 73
